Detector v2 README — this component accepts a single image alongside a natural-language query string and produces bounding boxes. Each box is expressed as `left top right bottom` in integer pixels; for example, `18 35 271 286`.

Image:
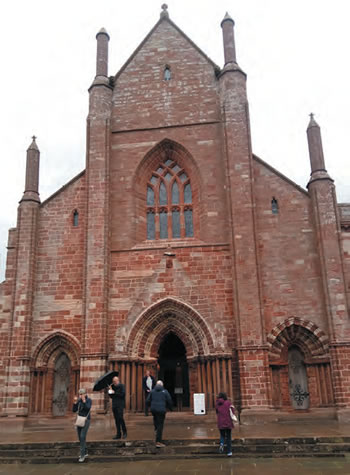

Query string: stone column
4 138 41 416
306 115 350 421
219 16 271 420
81 29 112 413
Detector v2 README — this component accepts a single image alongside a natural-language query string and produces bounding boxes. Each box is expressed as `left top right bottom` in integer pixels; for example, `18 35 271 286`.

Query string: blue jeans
77 418 90 457
219 428 232 454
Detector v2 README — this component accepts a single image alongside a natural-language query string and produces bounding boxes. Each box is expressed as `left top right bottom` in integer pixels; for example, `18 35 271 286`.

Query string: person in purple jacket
215 392 236 456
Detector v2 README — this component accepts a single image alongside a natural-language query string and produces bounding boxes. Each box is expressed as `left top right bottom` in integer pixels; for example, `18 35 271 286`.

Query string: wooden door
52 353 71 416
288 347 309 409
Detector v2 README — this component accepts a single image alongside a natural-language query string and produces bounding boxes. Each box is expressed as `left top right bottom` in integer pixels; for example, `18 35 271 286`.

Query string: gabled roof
40 170 85 207
114 13 220 81
253 154 309 197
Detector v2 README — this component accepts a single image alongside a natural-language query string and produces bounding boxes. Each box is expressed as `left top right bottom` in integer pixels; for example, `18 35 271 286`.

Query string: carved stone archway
267 318 333 409
126 298 215 359
109 298 233 412
30 332 80 415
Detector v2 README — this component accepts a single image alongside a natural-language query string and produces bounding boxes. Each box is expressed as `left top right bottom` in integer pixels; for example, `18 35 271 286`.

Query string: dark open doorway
158 332 190 409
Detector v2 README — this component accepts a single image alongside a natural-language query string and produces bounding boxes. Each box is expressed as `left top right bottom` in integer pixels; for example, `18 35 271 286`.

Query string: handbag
75 414 87 427
74 403 90 428
229 405 238 423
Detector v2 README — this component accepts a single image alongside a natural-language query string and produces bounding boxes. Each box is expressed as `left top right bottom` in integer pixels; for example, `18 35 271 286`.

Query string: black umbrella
93 370 119 391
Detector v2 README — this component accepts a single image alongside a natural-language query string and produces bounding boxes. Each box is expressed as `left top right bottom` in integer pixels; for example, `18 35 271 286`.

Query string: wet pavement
1 412 350 444
1 457 350 474
2 414 350 472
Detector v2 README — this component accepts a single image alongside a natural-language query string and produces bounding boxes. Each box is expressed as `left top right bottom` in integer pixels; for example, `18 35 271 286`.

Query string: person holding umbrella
109 376 127 440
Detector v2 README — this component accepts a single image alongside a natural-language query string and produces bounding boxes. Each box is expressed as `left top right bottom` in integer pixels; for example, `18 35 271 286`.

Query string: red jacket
216 398 234 429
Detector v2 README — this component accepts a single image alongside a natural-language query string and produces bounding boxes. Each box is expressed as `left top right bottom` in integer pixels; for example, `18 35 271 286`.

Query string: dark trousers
144 391 150 415
152 411 166 442
113 406 127 436
76 419 90 457
219 428 232 454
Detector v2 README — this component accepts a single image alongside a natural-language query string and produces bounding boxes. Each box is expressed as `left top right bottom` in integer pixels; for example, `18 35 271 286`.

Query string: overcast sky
0 0 349 279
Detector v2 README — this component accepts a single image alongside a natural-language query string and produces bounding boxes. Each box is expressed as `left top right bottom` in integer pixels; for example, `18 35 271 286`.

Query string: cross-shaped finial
160 3 169 17
309 113 314 120
32 135 37 141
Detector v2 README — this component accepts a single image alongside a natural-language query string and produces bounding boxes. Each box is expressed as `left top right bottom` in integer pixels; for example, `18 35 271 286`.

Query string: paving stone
2 458 350 475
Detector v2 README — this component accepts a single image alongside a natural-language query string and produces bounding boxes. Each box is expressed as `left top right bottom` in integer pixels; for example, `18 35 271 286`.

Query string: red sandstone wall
110 125 227 248
110 20 226 248
112 21 219 131
31 173 86 352
339 204 350 311
0 228 17 413
108 245 235 355
253 158 328 335
342 232 350 310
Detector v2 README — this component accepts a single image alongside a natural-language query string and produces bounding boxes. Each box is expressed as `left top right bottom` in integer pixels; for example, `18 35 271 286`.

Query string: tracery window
147 158 193 240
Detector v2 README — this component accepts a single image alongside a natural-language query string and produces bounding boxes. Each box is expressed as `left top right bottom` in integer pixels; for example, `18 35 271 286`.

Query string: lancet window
147 158 193 240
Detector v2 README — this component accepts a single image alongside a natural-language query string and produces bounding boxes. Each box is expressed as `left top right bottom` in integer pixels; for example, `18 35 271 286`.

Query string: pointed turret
307 114 333 186
20 136 40 203
7 136 41 415
305 113 350 404
96 28 110 78
218 13 269 417
221 12 237 66
90 28 110 89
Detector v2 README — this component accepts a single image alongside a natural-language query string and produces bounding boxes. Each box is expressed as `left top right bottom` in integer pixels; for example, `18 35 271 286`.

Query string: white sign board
193 393 206 415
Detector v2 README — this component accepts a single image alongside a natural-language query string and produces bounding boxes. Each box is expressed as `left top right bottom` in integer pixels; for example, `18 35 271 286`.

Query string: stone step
3 436 350 448
0 452 345 465
1 438 350 463
2 441 350 452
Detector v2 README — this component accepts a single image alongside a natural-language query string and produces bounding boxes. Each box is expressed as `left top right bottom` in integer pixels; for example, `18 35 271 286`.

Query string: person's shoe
113 434 121 440
219 444 224 454
122 432 127 439
84 453 88 458
227 452 232 457
78 455 86 463
156 442 166 448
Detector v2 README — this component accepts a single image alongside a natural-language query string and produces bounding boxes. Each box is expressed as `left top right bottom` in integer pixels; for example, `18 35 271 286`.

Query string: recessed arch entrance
108 298 234 413
30 332 80 416
267 318 334 409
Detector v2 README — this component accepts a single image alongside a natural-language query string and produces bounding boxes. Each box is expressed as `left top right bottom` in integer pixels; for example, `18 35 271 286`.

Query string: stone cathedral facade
1 6 350 423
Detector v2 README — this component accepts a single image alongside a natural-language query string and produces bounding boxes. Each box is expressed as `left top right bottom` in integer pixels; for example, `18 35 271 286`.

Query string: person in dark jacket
108 376 127 439
215 392 235 456
142 370 156 416
72 388 92 463
146 380 173 447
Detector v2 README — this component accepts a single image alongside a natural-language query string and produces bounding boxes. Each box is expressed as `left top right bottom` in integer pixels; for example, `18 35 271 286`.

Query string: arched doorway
158 333 190 409
31 332 80 416
268 319 334 410
121 298 225 411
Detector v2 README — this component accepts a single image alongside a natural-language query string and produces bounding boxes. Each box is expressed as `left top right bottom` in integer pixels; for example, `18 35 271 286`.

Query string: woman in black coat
72 388 92 463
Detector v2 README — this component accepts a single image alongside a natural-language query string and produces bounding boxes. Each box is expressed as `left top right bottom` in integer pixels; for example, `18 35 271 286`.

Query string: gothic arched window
147 158 193 240
164 65 171 81
73 209 79 227
271 197 279 214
